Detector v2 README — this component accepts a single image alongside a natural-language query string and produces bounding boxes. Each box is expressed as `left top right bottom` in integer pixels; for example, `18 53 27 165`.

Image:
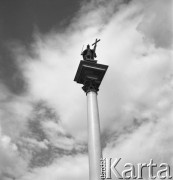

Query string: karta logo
100 158 172 179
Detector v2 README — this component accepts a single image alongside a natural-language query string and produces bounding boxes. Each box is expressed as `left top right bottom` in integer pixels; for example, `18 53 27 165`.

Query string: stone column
87 89 102 180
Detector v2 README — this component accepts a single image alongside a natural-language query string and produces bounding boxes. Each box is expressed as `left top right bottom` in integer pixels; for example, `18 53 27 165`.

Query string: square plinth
74 60 108 88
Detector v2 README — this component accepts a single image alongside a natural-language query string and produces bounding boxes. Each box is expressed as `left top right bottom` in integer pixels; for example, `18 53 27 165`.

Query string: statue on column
81 39 100 61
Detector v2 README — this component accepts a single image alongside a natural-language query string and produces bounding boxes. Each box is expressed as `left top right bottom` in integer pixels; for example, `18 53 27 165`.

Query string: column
86 84 102 180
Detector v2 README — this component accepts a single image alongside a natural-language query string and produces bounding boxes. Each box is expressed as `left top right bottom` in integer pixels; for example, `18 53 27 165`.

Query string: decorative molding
82 79 99 94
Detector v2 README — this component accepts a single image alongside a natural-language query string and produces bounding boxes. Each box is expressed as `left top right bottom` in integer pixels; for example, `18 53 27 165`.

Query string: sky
0 0 172 180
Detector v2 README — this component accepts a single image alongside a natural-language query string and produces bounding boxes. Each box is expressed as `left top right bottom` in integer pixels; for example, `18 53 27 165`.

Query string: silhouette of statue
81 39 100 61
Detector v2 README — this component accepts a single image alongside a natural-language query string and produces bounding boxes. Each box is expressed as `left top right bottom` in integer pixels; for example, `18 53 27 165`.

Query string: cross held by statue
92 38 100 46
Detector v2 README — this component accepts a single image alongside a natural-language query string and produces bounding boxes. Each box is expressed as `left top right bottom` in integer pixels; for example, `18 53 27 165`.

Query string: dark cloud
0 44 26 95
101 117 150 149
21 101 87 168
0 0 81 44
27 101 58 141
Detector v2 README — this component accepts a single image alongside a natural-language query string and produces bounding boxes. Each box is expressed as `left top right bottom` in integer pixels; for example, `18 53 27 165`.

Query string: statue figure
81 39 100 61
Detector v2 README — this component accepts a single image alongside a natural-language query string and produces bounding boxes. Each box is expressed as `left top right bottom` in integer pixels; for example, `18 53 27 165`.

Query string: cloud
0 134 28 180
20 155 89 180
104 111 173 180
137 0 173 49
0 0 172 179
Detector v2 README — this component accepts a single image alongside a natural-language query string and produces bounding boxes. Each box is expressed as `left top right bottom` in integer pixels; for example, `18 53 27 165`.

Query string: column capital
82 79 99 94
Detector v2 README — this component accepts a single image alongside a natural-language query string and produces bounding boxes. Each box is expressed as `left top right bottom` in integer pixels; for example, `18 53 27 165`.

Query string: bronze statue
81 39 100 61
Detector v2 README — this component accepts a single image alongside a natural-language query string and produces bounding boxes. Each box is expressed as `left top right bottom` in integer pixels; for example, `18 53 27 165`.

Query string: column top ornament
74 39 108 94
81 39 100 62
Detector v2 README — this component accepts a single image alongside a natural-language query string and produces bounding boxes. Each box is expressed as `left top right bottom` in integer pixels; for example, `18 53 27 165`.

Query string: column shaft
87 91 102 180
